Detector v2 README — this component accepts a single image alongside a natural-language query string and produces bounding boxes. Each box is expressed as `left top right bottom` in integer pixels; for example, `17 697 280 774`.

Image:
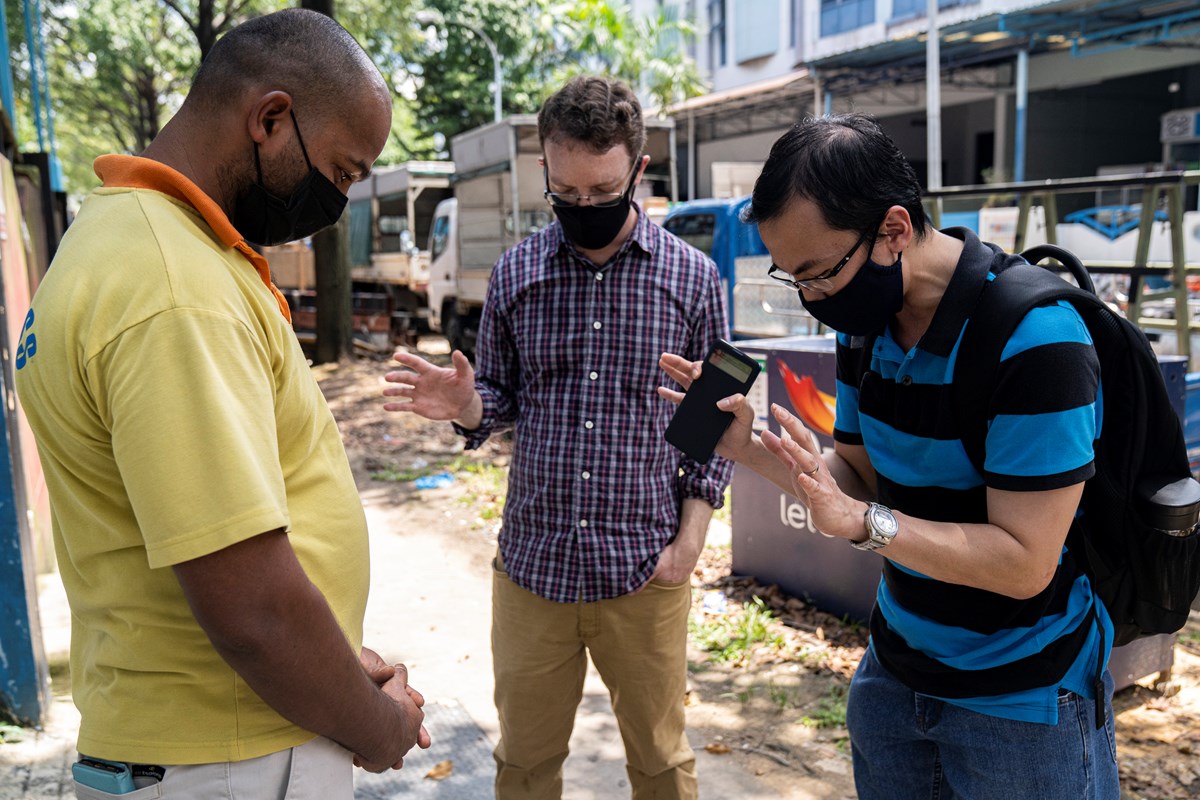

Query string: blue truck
663 196 1200 475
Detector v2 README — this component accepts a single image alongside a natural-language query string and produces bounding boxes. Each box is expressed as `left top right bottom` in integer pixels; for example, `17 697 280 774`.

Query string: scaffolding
925 170 1200 364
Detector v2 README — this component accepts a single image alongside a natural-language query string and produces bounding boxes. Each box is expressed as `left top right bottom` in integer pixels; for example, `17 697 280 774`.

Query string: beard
221 141 311 219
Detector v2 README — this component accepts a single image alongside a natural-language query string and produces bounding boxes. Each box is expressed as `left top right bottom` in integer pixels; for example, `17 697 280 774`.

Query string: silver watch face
868 505 898 537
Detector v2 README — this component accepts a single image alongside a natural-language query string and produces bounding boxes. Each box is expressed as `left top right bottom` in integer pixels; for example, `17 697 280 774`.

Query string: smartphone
665 340 761 463
72 757 136 794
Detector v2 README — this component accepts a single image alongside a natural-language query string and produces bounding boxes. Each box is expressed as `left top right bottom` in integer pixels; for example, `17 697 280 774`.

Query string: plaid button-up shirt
458 207 734 603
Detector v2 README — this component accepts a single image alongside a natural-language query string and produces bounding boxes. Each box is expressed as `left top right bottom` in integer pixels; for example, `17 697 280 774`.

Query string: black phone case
665 341 760 463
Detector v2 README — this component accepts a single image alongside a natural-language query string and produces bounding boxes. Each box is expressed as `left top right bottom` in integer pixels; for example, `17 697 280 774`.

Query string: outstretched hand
761 404 863 540
383 350 477 422
657 352 756 461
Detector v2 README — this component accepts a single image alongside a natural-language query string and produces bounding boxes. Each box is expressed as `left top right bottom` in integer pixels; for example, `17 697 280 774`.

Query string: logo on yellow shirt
16 309 35 369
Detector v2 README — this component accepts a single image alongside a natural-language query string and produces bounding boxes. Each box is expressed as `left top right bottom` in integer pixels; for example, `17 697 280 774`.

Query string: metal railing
925 170 1200 363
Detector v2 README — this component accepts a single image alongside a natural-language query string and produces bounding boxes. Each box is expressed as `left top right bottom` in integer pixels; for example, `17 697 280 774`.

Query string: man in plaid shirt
384 76 732 799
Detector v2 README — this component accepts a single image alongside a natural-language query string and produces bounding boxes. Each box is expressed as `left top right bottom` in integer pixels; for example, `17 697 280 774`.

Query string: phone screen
709 348 754 383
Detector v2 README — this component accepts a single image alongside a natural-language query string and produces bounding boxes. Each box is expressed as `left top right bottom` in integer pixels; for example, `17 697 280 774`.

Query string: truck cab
663 196 820 340
426 197 458 338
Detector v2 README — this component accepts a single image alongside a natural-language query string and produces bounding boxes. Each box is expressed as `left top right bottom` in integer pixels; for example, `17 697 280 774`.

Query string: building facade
661 0 1200 201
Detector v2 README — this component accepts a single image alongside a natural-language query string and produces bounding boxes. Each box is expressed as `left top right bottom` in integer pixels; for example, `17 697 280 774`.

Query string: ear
245 91 294 148
634 153 650 183
878 204 914 256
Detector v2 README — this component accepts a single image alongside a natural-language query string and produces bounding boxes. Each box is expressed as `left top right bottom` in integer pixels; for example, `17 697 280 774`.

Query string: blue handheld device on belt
72 757 136 794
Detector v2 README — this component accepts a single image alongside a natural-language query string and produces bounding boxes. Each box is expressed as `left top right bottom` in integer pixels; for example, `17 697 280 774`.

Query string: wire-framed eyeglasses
767 226 877 294
543 160 640 209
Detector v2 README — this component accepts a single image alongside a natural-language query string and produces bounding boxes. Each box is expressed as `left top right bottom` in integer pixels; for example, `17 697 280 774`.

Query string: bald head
187 8 389 121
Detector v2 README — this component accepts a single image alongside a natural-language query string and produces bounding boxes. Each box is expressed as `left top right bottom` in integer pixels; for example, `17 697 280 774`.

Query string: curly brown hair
537 76 646 162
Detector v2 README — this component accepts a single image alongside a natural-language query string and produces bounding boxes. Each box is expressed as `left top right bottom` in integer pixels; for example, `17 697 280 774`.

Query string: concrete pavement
0 485 785 799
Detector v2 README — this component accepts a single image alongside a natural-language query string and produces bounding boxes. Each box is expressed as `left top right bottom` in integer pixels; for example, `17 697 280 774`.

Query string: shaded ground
320 342 1200 800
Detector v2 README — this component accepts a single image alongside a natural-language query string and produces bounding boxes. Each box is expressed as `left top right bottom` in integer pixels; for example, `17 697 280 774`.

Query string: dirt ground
318 340 1200 800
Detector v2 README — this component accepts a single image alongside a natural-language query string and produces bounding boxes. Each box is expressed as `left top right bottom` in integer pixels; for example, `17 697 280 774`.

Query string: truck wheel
444 306 466 355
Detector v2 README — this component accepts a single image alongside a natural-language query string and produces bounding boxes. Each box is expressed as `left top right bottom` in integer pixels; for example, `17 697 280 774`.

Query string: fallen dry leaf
704 742 732 755
425 760 454 780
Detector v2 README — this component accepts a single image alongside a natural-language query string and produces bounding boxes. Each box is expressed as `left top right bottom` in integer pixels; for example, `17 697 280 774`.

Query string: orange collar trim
93 154 292 323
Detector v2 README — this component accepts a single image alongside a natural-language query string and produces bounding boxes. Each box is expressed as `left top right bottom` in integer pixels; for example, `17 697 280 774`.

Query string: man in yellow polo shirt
15 10 428 798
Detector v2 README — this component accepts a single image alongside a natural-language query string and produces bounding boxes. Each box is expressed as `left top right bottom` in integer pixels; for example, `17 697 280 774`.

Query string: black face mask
549 165 638 251
233 110 348 247
801 252 905 336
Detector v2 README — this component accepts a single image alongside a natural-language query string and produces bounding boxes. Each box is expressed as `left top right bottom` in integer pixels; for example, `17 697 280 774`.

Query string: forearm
206 581 402 761
175 532 415 766
676 497 714 555
876 513 1055 599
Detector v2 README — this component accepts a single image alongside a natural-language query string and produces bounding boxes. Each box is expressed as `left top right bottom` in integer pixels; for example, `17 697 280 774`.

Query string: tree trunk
301 0 350 363
300 0 334 15
312 211 353 364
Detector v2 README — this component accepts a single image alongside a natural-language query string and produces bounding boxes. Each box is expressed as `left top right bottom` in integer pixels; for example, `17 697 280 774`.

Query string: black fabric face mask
801 252 905 336
233 110 348 247
548 162 638 251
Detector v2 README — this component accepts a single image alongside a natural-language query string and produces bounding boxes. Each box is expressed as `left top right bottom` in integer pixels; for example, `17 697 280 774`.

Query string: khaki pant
491 555 697 800
74 736 353 800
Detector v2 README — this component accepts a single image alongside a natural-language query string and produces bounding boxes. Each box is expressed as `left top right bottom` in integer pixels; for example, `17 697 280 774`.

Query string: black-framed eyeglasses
543 159 640 209
767 226 877 294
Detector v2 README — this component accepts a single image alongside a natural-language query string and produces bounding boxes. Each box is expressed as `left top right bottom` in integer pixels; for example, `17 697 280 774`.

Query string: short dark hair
188 9 384 120
745 113 929 240
537 76 646 162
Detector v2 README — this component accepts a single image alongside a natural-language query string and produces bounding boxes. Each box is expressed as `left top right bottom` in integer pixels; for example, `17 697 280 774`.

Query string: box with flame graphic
730 336 880 624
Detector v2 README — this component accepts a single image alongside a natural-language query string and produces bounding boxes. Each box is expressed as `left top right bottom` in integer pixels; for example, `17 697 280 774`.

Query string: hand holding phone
664 340 760 463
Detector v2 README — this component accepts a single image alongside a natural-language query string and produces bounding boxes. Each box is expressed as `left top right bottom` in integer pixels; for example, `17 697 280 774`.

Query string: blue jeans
847 647 1119 800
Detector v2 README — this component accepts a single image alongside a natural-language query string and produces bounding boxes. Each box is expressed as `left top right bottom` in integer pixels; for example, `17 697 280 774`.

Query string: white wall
696 127 790 197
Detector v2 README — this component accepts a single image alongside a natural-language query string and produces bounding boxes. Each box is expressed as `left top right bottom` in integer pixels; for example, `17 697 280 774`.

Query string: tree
158 0 276 60
40 0 195 192
408 0 571 157
557 0 706 116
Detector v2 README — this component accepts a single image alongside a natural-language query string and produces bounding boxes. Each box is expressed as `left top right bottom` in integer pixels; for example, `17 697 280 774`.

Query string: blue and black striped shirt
833 228 1113 725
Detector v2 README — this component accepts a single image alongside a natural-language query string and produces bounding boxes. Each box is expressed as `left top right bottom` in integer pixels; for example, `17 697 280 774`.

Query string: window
708 0 726 67
664 213 717 256
734 0 779 63
890 0 969 21
430 213 450 261
819 0 875 37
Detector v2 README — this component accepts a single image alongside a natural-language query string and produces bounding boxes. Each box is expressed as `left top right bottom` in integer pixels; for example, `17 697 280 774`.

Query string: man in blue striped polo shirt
660 113 1118 799
384 76 731 799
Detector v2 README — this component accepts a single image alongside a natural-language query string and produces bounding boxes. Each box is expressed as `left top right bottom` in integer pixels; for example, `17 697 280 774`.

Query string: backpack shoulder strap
953 263 1095 475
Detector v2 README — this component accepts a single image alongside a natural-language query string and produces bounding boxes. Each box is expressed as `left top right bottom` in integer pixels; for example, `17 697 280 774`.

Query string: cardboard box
264 244 315 290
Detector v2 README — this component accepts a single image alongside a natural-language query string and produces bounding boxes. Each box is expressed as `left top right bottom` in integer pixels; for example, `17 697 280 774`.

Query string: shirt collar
917 226 999 357
93 154 292 322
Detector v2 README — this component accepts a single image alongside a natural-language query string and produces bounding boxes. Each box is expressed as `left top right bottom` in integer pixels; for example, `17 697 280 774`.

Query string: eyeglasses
543 160 639 208
767 226 877 293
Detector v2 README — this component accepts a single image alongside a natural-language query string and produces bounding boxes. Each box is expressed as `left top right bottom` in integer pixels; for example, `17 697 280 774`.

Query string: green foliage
799 685 848 729
689 595 786 664
556 0 706 116
7 0 704 195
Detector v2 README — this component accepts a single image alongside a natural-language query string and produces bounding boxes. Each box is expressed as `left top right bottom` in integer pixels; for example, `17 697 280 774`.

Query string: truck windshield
664 213 716 256
431 214 450 260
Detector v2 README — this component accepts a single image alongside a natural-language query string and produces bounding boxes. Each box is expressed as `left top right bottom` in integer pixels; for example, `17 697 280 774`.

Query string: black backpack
953 244 1200 652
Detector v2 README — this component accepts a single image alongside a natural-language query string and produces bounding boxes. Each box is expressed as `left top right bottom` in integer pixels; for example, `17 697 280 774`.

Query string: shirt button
582 471 591 480
580 519 589 528
584 420 594 429
595 273 604 282
589 371 598 380
901 375 913 386
593 321 602 330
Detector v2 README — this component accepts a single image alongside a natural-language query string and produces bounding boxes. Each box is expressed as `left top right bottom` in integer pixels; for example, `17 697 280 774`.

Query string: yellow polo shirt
14 155 369 764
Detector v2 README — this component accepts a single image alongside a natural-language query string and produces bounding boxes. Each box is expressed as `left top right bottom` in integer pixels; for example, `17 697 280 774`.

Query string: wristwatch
851 503 899 552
